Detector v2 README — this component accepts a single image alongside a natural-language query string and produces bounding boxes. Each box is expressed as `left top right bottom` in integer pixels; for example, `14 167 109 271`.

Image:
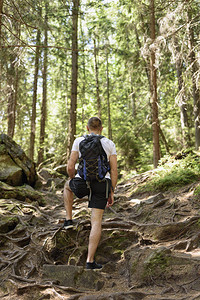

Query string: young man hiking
63 117 118 269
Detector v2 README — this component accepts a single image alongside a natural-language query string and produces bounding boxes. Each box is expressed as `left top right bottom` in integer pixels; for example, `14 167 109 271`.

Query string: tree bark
106 50 112 139
175 49 191 147
149 0 160 168
65 59 69 130
81 50 86 133
0 0 3 42
94 37 101 119
80 20 86 133
30 26 41 161
0 0 3 94
7 21 20 138
38 4 48 165
187 9 200 150
160 127 171 155
67 0 79 159
134 24 150 88
130 75 136 118
7 62 15 138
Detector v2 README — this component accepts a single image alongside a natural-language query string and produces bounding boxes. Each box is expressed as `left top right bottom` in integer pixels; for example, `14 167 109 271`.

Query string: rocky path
1 179 200 299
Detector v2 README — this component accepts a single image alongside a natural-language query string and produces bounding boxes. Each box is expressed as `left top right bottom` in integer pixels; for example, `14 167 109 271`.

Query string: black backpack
77 134 110 182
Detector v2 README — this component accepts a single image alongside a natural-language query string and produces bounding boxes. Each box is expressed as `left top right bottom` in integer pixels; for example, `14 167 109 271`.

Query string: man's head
87 117 103 133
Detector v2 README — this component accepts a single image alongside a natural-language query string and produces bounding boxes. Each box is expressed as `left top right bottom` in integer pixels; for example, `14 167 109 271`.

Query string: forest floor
1 172 200 300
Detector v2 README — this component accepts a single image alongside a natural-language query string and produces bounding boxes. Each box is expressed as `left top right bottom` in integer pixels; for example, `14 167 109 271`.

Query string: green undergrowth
135 150 200 193
143 249 171 280
193 184 200 199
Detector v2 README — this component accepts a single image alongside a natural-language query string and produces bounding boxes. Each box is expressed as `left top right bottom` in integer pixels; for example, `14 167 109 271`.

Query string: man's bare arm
67 151 79 179
107 154 118 206
110 154 118 190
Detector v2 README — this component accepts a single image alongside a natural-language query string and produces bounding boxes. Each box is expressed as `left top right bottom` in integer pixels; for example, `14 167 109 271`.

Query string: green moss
0 182 46 206
135 152 200 193
143 250 171 279
131 260 138 274
0 216 19 233
55 230 77 250
195 219 200 227
194 185 200 197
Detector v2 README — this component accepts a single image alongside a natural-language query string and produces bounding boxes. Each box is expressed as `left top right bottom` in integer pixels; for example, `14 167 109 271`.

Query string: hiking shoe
86 261 102 270
63 219 73 229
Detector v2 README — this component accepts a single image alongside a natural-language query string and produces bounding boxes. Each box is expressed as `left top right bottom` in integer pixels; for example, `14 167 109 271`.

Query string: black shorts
69 177 111 210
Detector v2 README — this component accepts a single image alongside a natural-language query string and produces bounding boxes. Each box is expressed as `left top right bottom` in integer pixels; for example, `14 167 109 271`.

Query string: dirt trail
1 179 200 299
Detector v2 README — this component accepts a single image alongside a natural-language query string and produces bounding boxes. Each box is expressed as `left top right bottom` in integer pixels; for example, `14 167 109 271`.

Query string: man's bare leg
87 208 104 263
63 181 73 220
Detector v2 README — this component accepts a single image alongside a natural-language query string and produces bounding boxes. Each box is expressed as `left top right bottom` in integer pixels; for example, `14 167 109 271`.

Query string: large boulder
0 134 37 187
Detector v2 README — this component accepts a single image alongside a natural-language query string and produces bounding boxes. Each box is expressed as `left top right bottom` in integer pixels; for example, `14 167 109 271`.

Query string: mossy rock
0 134 38 187
44 229 77 261
143 248 171 278
44 228 89 264
0 216 19 233
123 245 199 287
0 181 45 206
42 265 104 290
96 229 138 263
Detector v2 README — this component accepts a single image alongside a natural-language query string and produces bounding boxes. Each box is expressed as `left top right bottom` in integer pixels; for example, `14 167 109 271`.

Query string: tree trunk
160 127 171 155
0 0 3 93
65 59 69 130
38 5 48 165
7 62 15 138
106 50 112 139
0 0 3 42
187 9 200 150
80 20 86 133
30 26 41 161
130 75 136 118
81 51 86 133
93 37 101 119
67 0 79 159
7 20 20 138
149 0 160 168
134 24 150 88
176 57 191 147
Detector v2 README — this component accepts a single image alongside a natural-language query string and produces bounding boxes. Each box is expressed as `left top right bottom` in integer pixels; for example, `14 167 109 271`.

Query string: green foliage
116 128 140 170
1 0 199 172
194 184 200 197
137 151 200 192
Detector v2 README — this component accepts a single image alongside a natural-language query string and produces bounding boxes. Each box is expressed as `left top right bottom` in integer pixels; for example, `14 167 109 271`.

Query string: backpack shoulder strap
97 136 108 160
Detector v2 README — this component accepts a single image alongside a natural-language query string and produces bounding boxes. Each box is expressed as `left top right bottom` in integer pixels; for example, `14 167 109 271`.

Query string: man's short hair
87 117 102 130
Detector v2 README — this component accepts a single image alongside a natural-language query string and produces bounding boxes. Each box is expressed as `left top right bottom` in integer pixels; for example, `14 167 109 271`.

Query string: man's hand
106 191 114 207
